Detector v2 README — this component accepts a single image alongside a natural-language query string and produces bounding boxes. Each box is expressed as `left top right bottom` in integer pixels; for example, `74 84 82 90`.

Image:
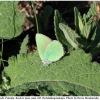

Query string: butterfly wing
43 40 65 63
36 33 52 60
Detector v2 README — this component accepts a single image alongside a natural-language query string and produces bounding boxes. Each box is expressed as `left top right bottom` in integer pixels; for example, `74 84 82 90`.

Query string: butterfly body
36 33 65 66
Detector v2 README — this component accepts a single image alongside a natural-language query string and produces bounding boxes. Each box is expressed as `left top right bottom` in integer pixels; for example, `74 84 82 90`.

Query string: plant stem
31 1 39 33
1 39 3 57
0 59 8 62
1 39 4 67
0 39 8 44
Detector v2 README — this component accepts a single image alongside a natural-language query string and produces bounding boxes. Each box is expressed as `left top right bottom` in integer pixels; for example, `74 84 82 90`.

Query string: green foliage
59 23 80 49
54 2 100 56
54 10 71 49
75 2 100 56
19 35 28 54
3 49 100 96
0 1 100 96
0 73 10 95
81 22 91 39
0 1 25 39
43 6 53 30
86 2 96 20
74 7 96 41
91 20 100 56
74 7 81 34
32 5 53 33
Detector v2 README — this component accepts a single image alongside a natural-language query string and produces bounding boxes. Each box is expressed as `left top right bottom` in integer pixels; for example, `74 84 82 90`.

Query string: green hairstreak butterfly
36 33 65 66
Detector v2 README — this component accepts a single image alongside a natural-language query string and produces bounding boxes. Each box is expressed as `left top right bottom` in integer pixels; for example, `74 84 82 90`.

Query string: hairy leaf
59 23 80 49
4 49 100 96
86 2 96 20
54 10 71 49
78 15 84 33
81 22 91 39
0 73 10 95
19 35 28 54
74 7 82 35
0 1 25 39
83 14 86 24
91 20 100 55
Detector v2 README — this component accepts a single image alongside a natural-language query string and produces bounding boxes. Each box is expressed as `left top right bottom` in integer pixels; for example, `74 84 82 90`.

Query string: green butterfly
36 33 65 66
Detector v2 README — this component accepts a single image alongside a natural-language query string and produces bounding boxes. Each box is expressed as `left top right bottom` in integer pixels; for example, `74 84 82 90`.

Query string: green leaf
44 6 53 20
0 73 10 95
4 49 100 96
86 2 96 20
91 21 100 46
0 1 25 39
19 35 28 54
91 20 100 55
83 14 86 24
54 10 71 49
88 20 97 41
78 15 84 33
59 23 80 49
86 2 97 40
81 22 91 39
91 42 100 56
43 5 53 30
74 7 82 35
